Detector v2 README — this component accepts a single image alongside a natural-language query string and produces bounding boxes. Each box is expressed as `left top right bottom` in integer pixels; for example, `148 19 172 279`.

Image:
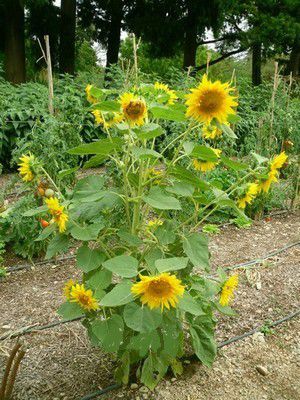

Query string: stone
131 383 139 390
139 386 149 393
256 365 268 376
252 332 265 344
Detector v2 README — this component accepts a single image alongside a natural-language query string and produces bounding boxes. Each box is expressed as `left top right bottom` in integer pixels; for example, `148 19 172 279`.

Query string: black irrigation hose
5 255 75 273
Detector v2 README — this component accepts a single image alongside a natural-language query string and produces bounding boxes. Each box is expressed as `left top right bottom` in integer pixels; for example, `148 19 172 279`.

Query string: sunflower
70 283 99 312
18 153 36 182
154 82 178 105
237 183 259 209
186 74 238 124
202 124 223 140
63 279 76 300
270 151 288 171
120 92 147 126
131 273 185 310
147 217 163 230
45 197 68 233
92 110 123 128
193 148 222 172
85 84 98 104
219 275 238 307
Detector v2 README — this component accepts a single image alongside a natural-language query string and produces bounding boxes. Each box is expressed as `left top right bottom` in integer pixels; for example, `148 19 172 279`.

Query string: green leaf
117 230 143 247
155 257 188 273
57 167 79 179
57 302 84 321
178 292 205 316
168 165 210 190
91 315 124 353
227 114 241 123
251 152 268 164
73 176 105 202
115 351 130 385
183 233 210 271
220 155 248 171
166 182 194 197
103 255 138 278
135 123 164 140
143 187 181 210
191 145 219 161
131 147 162 159
70 222 104 241
83 154 108 169
68 137 123 155
150 106 186 122
161 317 181 358
100 281 133 307
85 268 112 291
155 224 176 245
189 318 217 367
141 353 168 390
217 122 237 139
76 245 106 272
91 100 121 112
123 302 162 333
145 248 164 274
35 223 56 241
45 234 69 259
129 331 161 357
23 205 47 217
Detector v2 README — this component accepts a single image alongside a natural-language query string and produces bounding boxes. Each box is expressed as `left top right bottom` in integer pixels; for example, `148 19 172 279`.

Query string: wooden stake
44 35 54 115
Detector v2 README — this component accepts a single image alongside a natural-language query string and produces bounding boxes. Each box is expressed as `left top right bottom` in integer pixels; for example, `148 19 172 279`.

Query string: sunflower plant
21 75 287 389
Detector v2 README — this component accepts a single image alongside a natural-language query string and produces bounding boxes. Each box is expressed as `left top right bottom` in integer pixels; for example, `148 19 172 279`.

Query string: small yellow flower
45 197 68 233
120 92 147 126
237 183 259 209
92 110 123 128
85 84 97 104
193 148 222 172
70 283 99 312
154 82 178 105
63 279 76 300
147 217 163 230
270 151 288 171
219 275 238 307
186 74 238 124
18 153 36 182
131 273 185 310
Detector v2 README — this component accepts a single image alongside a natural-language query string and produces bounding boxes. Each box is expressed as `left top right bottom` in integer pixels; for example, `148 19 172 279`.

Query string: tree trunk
106 0 123 68
4 0 26 83
252 42 262 86
183 2 197 69
286 35 300 77
59 0 76 75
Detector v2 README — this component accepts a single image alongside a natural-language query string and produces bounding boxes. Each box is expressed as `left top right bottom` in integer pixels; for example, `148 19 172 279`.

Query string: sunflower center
199 89 225 114
125 100 145 117
78 293 90 306
148 279 172 297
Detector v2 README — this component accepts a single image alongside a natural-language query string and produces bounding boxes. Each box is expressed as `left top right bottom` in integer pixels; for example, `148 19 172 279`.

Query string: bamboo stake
0 343 21 400
44 35 54 115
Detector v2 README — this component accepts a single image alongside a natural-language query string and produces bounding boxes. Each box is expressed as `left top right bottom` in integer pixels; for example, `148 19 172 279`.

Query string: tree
106 0 123 67
2 0 26 83
59 0 76 74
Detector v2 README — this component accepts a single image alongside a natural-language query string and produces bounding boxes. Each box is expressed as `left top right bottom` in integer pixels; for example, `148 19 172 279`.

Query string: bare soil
0 212 299 400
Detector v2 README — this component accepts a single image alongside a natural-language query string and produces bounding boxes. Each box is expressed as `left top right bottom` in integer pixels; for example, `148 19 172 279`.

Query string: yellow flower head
131 273 185 310
70 283 99 312
63 279 76 300
202 124 223 140
18 153 36 182
147 217 163 230
186 74 238 124
220 275 238 307
120 92 147 126
193 148 222 172
85 84 98 104
45 197 68 233
237 182 259 209
154 82 178 105
257 169 278 194
270 151 288 171
92 110 123 128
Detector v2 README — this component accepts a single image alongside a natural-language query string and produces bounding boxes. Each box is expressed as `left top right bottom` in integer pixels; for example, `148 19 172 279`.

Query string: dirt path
0 212 299 400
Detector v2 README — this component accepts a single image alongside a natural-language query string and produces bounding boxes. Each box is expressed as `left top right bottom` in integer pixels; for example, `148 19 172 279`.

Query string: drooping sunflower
237 183 259 209
219 275 238 307
202 124 223 140
45 197 68 233
193 148 222 172
120 92 147 126
70 283 99 312
270 151 288 171
85 84 98 104
257 152 288 194
63 279 76 300
18 153 36 182
92 110 123 128
131 273 185 310
154 82 178 105
186 74 238 124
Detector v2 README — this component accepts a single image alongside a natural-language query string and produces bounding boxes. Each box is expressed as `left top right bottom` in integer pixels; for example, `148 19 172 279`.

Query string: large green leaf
183 233 210 271
76 245 106 272
35 223 56 241
100 281 133 307
91 315 124 353
155 257 188 273
143 187 181 210
189 317 217 367
191 145 219 161
150 106 186 122
131 147 162 159
70 222 104 241
134 123 164 140
85 268 112 291
220 155 248 171
168 165 210 190
166 182 194 197
68 137 123 155
145 248 164 274
45 234 69 259
91 100 121 112
129 331 161 357
83 154 108 169
102 255 138 278
117 230 143 247
57 302 84 321
123 302 162 333
23 205 47 217
178 292 205 316
161 317 182 358
73 175 105 201
155 224 176 245
141 353 168 390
